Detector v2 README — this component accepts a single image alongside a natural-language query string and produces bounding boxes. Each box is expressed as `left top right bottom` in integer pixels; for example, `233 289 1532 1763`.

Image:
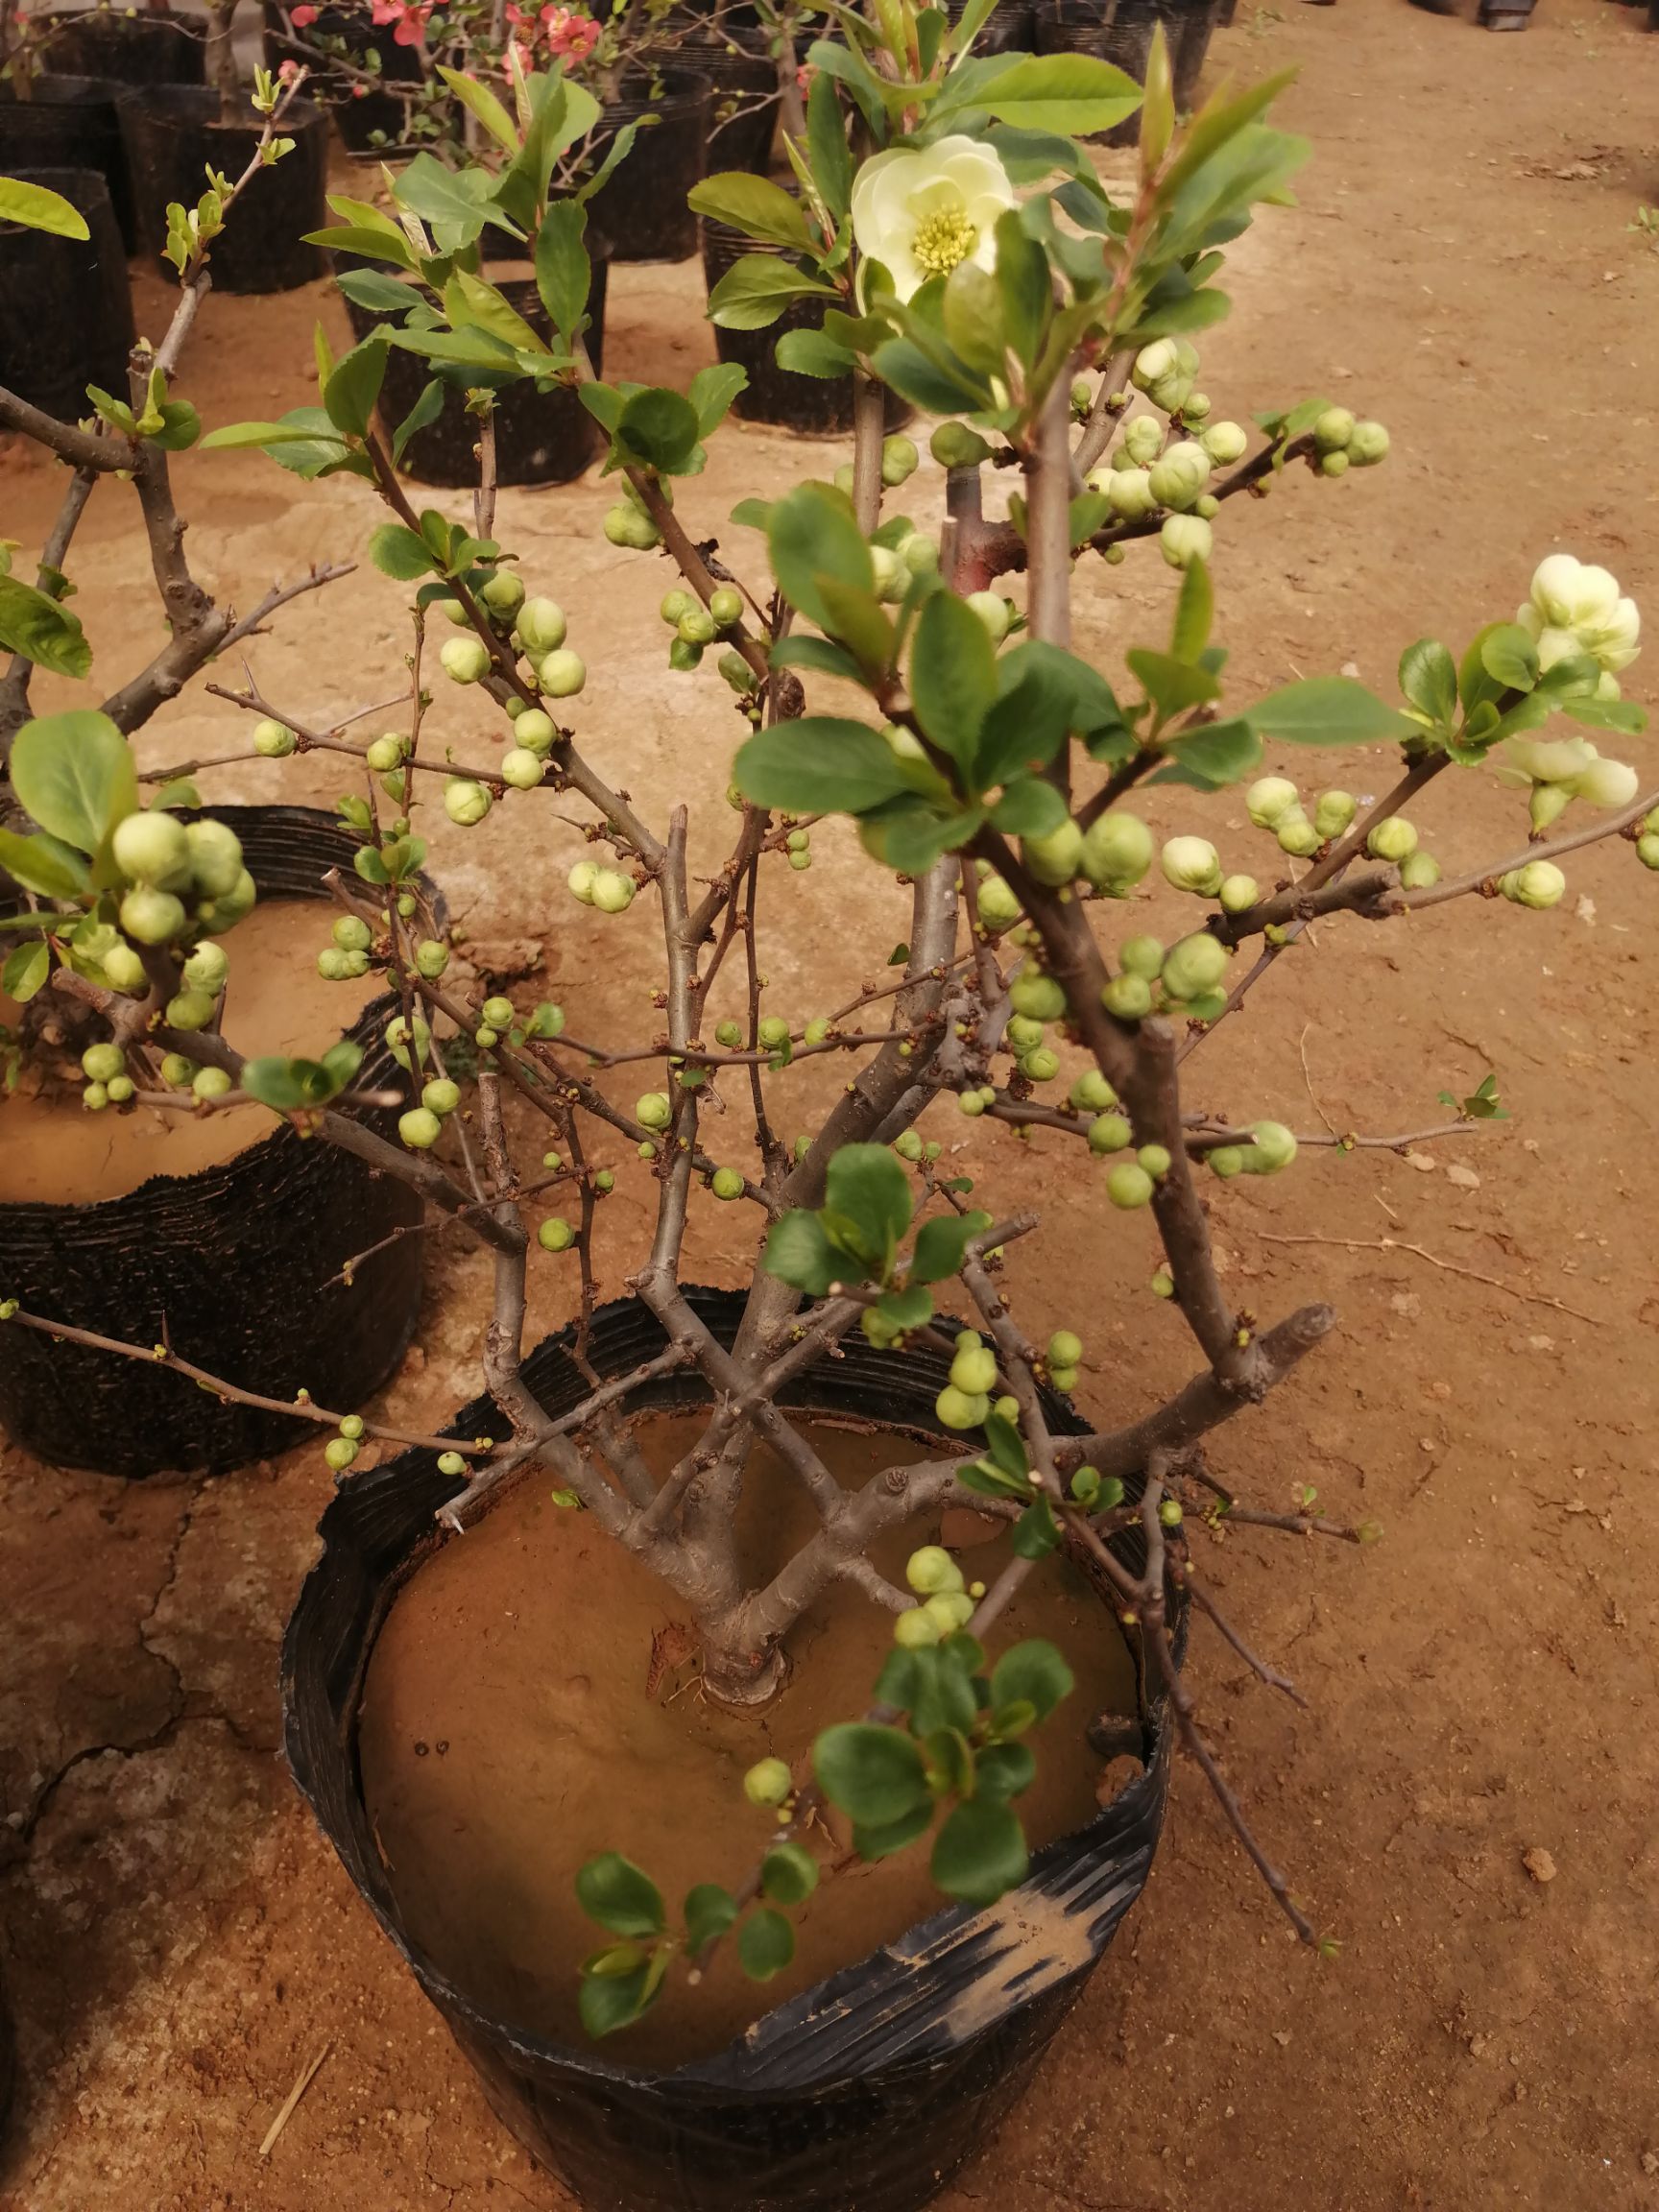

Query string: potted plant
31 0 205 86
0 120 429 1476
0 162 132 417
0 4 143 244
260 0 432 153
11 13 1656 2210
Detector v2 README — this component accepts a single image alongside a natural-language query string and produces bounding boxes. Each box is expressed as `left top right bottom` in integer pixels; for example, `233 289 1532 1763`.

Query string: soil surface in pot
0 900 379 1206
359 1413 1140 2068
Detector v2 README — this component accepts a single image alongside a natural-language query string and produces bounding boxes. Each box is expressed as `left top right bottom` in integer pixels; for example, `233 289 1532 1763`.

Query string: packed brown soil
358 1416 1140 2067
4 2 1659 2207
0 900 380 1205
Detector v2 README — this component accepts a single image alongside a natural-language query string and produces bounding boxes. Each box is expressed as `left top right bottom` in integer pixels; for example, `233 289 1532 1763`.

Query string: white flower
1516 554 1641 676
1494 735 1639 813
850 135 1016 304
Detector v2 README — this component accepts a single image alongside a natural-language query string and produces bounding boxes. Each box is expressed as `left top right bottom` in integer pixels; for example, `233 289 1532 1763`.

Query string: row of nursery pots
0 812 1182 2208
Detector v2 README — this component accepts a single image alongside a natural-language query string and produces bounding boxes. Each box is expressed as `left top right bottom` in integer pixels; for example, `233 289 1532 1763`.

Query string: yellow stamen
910 205 977 280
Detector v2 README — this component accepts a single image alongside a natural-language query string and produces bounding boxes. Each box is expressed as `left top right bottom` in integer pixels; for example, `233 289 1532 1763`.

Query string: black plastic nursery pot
0 808 431 1481
260 1 427 154
582 70 712 264
36 4 204 86
947 0 1037 56
0 74 136 247
1034 0 1190 144
283 1286 1174 2212
119 85 329 294
1169 0 1219 108
342 246 611 488
655 30 779 176
0 166 133 421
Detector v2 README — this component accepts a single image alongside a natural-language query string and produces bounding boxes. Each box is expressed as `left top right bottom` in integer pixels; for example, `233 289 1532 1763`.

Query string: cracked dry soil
4 2 1659 2206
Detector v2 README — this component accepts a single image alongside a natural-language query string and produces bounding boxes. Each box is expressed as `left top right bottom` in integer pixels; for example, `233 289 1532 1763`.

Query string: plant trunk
206 0 240 120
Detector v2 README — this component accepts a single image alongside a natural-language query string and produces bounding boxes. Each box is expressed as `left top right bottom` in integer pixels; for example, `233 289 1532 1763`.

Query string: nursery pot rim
113 81 327 135
281 1285 1175 2100
0 157 118 231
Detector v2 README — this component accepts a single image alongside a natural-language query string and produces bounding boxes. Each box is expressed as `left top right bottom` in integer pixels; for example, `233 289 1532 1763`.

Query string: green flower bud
1070 1069 1117 1113
440 636 491 685
1366 816 1418 863
538 1216 576 1252
894 1605 942 1649
1106 467 1157 519
1208 1144 1245 1179
1082 810 1154 895
744 1756 793 1807
437 597 468 625
906 1545 965 1597
1004 1014 1045 1054
1118 934 1165 979
516 605 567 665
325 1436 358 1473
399 1107 443 1149
881 434 920 487
1276 812 1322 858
1009 972 1067 1022
81 1042 125 1084
539 648 586 698
1183 392 1213 421
1200 420 1249 466
1088 1112 1133 1154
414 939 449 980
1313 789 1358 841
1218 875 1259 914
444 779 492 828
1500 859 1566 909
339 1414 366 1441
929 421 992 469
83 1079 113 1111
1070 375 1094 415
101 944 148 995
1048 1330 1083 1369
1312 406 1356 453
479 569 525 618
1148 440 1212 512
165 988 215 1031
1636 832 1659 871
1398 851 1441 890
317 948 350 982
500 747 545 790
1131 339 1179 391
757 1015 790 1050
252 717 296 757
1048 1365 1078 1394
1107 1161 1155 1210
1119 414 1165 468
112 809 191 889
637 1092 672 1130
1160 515 1214 570
1101 973 1152 1022
593 1169 613 1193
893 1130 924 1163
678 606 717 648
869 546 904 604
1021 818 1084 887
700 582 741 630
1246 777 1300 829
900 532 939 580
718 649 758 694
437 1450 467 1479
935 1383 989 1431
157 1053 195 1088
514 709 557 757
710 1019 742 1049
419 1078 459 1118
1161 836 1224 897
185 820 244 902
1138 1144 1172 1179
924 1589 975 1636
966 590 1011 643
950 1345 998 1396
194 1066 236 1105
476 997 510 1032
1347 420 1389 467
198 866 257 938
330 917 371 955
1161 930 1230 1002
567 859 599 905
1319 451 1350 479
103 1074 133 1104
710 1166 744 1200
1248 1119 1298 1171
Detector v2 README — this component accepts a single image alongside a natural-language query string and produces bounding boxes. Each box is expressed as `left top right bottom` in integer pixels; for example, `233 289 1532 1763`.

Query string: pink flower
277 56 302 77
289 3 318 24
544 10 599 60
370 0 434 44
795 61 813 92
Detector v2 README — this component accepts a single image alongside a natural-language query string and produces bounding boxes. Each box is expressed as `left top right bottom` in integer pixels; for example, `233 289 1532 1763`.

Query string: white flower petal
1501 734 1597 784
1571 757 1639 808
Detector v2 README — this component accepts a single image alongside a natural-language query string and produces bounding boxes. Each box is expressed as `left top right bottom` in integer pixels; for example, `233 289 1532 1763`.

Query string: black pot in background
119 85 329 293
259 0 428 154
283 1287 1174 2212
702 218 910 438
36 5 204 85
583 70 711 263
653 31 779 176
0 809 431 1481
0 75 135 248
342 244 611 488
1170 0 1220 106
0 166 132 421
1034 0 1186 145
947 0 1037 55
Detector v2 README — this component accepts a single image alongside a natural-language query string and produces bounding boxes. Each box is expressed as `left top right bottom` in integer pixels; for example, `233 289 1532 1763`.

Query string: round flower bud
101 944 148 995
1500 859 1567 909
636 1092 672 1130
539 648 586 698
500 747 544 790
538 1216 576 1253
1208 1145 1245 1179
1319 451 1350 479
440 636 491 685
1248 1119 1298 1172
935 1384 988 1431
869 547 904 605
444 779 492 828
366 734 404 775
1082 809 1154 894
930 421 992 469
710 1166 744 1201
185 820 244 902
1246 777 1300 829
514 709 557 757
977 875 1022 931
1005 1015 1045 1053
950 1346 998 1397
1107 1161 1155 1210
112 809 191 889
1636 833 1659 872
183 942 231 994
924 1590 974 1636
744 1757 793 1808
1366 816 1419 863
318 948 349 981
325 1437 358 1473
1048 1330 1083 1369
1160 515 1214 570
515 598 567 656
479 569 525 619
119 886 186 945
1312 789 1358 842
678 606 717 648
192 1066 232 1100
1131 339 1179 391
958 1090 987 1118
1119 415 1165 468
906 1545 965 1597
81 1042 125 1084
160 1054 197 1088
881 434 920 487
1348 421 1389 467
328 918 371 957
1138 1143 1172 1180
1101 973 1152 1021
893 1130 924 1162
900 532 939 579
421 1078 460 1118
252 717 297 757
1277 812 1322 857
1200 420 1248 466
567 859 601 906
1088 1112 1133 1154
399 1107 443 1150
709 584 744 630
437 598 467 625
1161 930 1230 1001
1218 874 1259 914
1398 851 1441 890
1312 407 1356 453
1148 441 1211 512
1118 934 1165 980
1021 818 1084 887
1048 1366 1078 1394
1106 467 1157 519
1009 972 1066 1023
481 996 515 1031
1161 835 1223 897
437 1451 467 1479
966 590 1011 644
894 1606 942 1649
1070 1070 1117 1114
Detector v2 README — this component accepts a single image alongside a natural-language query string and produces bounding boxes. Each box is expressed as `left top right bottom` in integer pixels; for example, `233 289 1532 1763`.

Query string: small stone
1406 1150 1437 1173
1639 2150 1658 2176
1446 1165 1481 1191
1272 2029 1292 2047
1522 1846 1557 1885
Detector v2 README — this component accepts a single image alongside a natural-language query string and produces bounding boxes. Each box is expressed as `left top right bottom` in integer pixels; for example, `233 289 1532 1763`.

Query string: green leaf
10 710 136 854
393 379 446 465
614 387 702 475
148 398 202 451
990 1639 1074 1723
435 63 520 151
2 939 50 1001
0 827 91 898
688 362 748 438
1245 675 1413 748
1561 692 1648 737
0 576 90 680
981 1408 1028 1479
390 152 495 249
953 52 1142 135
813 1721 931 1826
760 1842 819 1906
684 1882 738 1952
736 719 909 816
1009 1494 1063 1558
1479 622 1540 694
574 1852 666 1939
989 779 1070 836
1126 649 1222 720
1146 716 1261 790
708 252 836 331
1398 638 1456 730
578 1959 655 2038
770 635 866 684
1170 556 1213 664
911 1210 992 1286
930 1797 1028 1907
852 1800 936 1861
334 267 417 319
0 175 89 238
909 589 996 778
368 524 437 582
992 207 1050 371
974 1741 1037 1801
689 172 813 251
766 483 875 635
877 1283 934 1333
775 326 856 379
737 1908 795 1982
823 1143 913 1273
806 71 854 218
446 268 549 358
763 1210 837 1296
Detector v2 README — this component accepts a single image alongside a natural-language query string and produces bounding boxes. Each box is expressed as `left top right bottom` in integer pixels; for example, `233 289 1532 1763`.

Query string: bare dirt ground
4 0 1659 2205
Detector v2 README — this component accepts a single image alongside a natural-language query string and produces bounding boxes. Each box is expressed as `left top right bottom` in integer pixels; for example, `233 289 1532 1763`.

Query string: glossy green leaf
806 70 853 217
368 524 437 581
1145 716 1261 789
930 1797 1028 1906
737 1907 795 1982
574 1853 666 1939
578 1959 655 2037
760 1842 820 1906
1009 1495 1063 1558
1245 675 1413 747
0 175 88 237
974 1741 1037 1801
1 939 50 1001
0 827 91 899
909 589 996 776
766 483 874 634
1479 622 1540 694
990 1638 1074 1723
708 252 836 331
823 1143 913 1273
0 576 90 680
813 1722 931 1827
689 172 813 250
763 1210 838 1295
10 710 136 854
735 719 909 816
683 1883 738 1952
910 1210 993 1286
534 200 591 344
1398 637 1456 729
851 1799 935 1861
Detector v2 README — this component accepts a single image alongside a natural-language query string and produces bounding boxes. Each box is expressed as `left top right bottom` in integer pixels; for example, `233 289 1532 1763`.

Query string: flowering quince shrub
1 6 1654 2039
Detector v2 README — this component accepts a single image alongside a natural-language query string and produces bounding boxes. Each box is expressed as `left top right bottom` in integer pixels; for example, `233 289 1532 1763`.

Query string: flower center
910 204 977 280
